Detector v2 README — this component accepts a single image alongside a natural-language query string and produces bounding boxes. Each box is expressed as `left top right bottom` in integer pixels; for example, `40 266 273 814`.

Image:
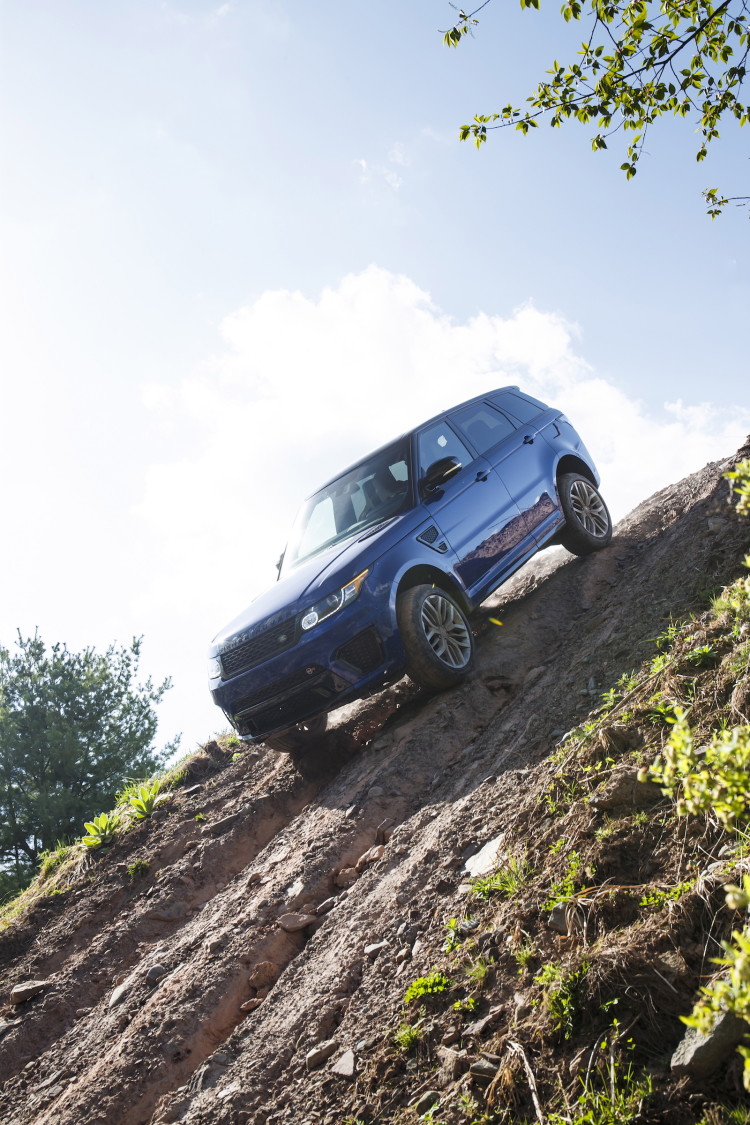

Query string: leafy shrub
81 812 120 849
470 853 532 900
685 878 750 1090
403 972 452 1004
725 459 750 517
127 779 169 819
640 710 750 828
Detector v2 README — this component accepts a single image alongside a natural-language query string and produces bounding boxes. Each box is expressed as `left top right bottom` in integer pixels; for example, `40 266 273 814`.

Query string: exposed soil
1 441 749 1125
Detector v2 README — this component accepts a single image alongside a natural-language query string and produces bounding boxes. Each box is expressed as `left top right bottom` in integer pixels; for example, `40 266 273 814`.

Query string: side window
453 403 517 454
491 392 544 423
417 422 473 477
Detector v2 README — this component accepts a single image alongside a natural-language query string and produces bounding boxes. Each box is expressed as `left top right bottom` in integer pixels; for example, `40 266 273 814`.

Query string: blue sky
1 0 748 752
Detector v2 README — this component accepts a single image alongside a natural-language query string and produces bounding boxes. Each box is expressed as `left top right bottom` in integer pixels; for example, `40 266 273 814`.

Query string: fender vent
417 526 448 553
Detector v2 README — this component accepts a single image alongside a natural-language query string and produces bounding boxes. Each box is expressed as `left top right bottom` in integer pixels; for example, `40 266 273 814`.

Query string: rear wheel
264 713 328 754
558 473 612 555
397 583 475 691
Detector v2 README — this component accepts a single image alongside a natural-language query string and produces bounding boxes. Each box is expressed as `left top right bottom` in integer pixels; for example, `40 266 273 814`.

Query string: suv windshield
283 438 412 571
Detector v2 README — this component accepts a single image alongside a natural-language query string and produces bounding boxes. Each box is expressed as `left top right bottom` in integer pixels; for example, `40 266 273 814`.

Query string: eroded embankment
0 445 748 1125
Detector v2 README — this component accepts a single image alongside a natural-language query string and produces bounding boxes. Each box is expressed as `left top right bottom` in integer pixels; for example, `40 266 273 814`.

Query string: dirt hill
1 444 749 1125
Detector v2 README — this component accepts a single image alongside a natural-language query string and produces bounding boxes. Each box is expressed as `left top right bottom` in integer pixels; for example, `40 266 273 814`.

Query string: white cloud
134 266 750 742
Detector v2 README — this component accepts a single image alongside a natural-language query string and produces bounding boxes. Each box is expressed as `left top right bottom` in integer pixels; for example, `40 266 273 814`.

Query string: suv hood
210 510 422 652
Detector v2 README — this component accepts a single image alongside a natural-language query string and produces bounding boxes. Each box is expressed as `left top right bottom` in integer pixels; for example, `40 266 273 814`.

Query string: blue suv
208 387 610 752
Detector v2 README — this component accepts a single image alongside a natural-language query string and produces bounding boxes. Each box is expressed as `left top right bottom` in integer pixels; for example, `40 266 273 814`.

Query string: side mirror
421 456 462 494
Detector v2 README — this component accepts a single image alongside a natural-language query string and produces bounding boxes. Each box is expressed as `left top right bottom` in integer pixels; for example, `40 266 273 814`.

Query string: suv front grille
234 670 341 737
221 618 298 678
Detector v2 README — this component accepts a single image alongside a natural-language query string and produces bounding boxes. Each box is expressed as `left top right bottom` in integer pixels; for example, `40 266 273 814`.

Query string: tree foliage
444 0 749 213
0 633 176 897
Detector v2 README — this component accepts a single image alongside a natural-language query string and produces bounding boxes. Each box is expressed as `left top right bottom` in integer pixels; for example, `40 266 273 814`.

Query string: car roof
308 385 525 497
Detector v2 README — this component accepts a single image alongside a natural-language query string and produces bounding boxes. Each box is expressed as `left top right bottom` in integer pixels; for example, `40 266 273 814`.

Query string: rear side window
490 391 546 423
417 422 473 477
452 403 516 454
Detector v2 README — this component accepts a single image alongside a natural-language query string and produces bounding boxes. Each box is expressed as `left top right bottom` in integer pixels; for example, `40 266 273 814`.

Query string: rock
463 1005 504 1038
145 964 169 985
548 903 569 934
414 1090 441 1114
367 786 384 798
240 998 264 1012
470 1057 500 1080
335 867 359 888
437 1045 467 1081
277 913 316 932
330 1049 356 1077
306 1039 339 1069
463 835 504 877
356 845 385 870
247 961 280 989
202 811 243 837
364 940 388 958
671 1011 750 1078
376 818 396 844
0 1018 23 1038
216 1081 241 1101
10 980 49 1004
108 973 137 1008
145 902 187 922
207 938 223 953
317 898 337 915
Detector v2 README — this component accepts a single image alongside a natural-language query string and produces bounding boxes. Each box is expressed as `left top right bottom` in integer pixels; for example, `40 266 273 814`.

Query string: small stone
108 974 137 1008
334 867 359 888
317 898 337 915
463 835 504 877
216 1081 241 1101
145 902 187 922
376 818 396 844
671 1011 750 1078
368 786 385 798
437 1045 467 1081
145 964 169 985
365 940 389 958
277 913 316 932
240 998 263 1012
207 938 223 953
548 903 569 934
247 961 280 989
182 840 200 853
414 1090 441 1114
306 1039 339 1069
463 1005 504 1038
356 845 385 870
202 811 243 837
213 1052 230 1066
470 1057 499 1080
330 1049 356 1078
10 980 49 1005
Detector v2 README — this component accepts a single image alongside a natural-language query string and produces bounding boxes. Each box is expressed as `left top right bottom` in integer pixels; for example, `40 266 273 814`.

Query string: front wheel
557 473 612 555
397 584 476 691
264 713 328 754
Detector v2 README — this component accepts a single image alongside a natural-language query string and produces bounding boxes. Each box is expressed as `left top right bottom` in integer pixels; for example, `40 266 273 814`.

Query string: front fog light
300 570 369 632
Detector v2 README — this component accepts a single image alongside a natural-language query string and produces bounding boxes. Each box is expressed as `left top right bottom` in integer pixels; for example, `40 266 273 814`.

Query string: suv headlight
208 655 223 682
300 570 369 632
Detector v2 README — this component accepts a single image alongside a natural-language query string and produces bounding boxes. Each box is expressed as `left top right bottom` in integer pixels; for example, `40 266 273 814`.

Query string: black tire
264 713 328 754
557 472 612 555
397 583 475 691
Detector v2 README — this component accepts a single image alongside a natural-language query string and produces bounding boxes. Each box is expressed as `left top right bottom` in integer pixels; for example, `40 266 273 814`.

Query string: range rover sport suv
208 386 611 753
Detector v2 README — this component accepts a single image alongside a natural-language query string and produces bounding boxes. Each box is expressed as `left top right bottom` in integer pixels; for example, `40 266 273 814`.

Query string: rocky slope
1 443 749 1125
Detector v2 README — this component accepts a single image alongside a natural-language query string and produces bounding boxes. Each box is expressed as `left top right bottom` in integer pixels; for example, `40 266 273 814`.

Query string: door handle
475 469 489 482
523 434 534 445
